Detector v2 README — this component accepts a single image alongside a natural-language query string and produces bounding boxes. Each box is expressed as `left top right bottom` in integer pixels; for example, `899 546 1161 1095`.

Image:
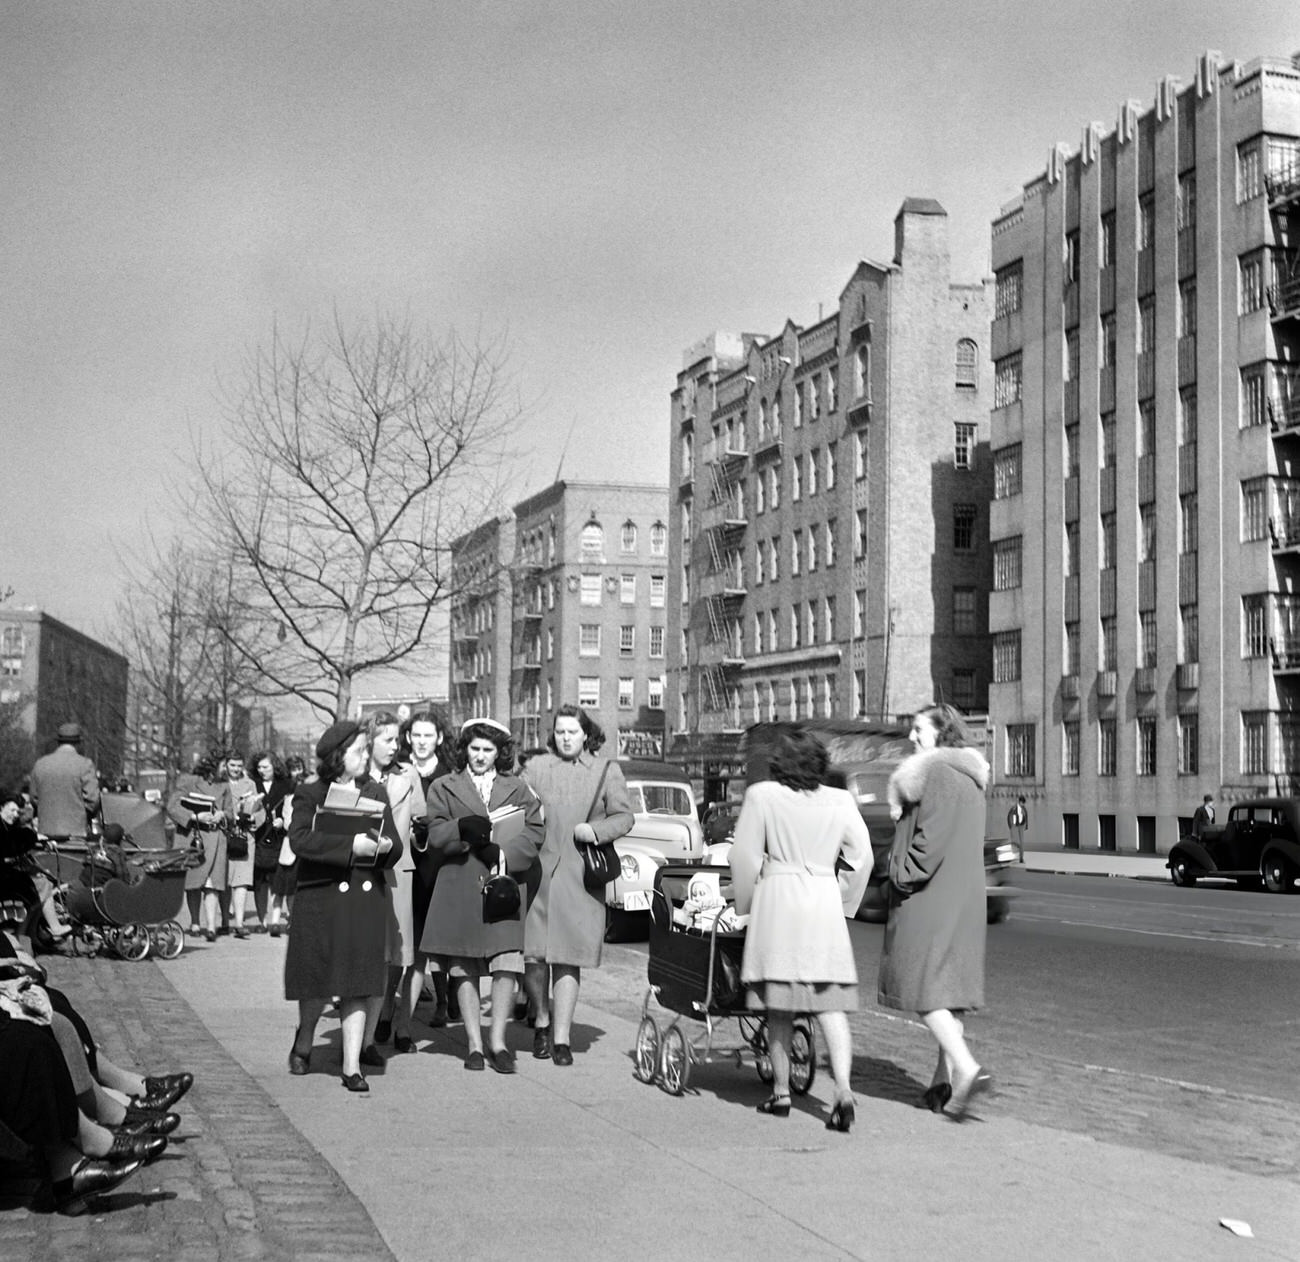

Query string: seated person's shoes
137 1072 194 1110
53 1156 143 1215
106 1133 168 1165
114 1110 180 1137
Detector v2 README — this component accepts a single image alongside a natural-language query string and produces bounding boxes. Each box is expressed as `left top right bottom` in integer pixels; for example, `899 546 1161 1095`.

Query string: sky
3 0 1297 716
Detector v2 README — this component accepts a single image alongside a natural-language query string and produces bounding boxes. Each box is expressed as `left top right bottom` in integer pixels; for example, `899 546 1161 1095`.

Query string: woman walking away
248 752 291 933
423 719 543 1072
522 705 633 1067
729 724 871 1132
285 722 403 1093
878 703 992 1122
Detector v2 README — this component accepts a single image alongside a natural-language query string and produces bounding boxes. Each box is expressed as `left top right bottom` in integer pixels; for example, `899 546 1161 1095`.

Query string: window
650 575 665 607
854 344 871 397
1179 388 1198 445
1243 594 1269 658
855 432 867 480
581 522 604 560
995 261 1022 319
1100 616 1117 670
953 587 977 636
681 561 689 604
753 614 764 655
1138 400 1155 458
993 536 1022 590
648 676 664 709
1240 252 1265 315
618 625 634 656
790 606 801 649
856 510 868 558
1064 521 1079 576
791 530 801 576
953 504 977 552
808 449 818 496
649 522 666 556
758 399 769 437
768 466 780 510
546 628 555 660
621 522 637 553
1180 494 1198 553
1065 328 1079 383
1098 719 1117 777
1177 173 1196 231
1138 194 1155 251
1242 477 1269 541
826 443 836 491
805 602 817 645
618 678 634 709
1101 414 1115 467
1138 299 1156 355
1140 610 1158 667
1006 724 1035 777
579 624 602 656
1139 506 1156 561
792 460 802 502
1180 279 1197 336
1101 513 1116 568
1238 138 1262 203
578 676 600 708
810 375 822 420
1178 714 1199 775
825 368 837 414
825 521 836 568
807 528 818 572
1064 621 1080 674
1064 229 1080 284
855 590 867 637
1101 313 1117 368
767 610 778 652
755 472 765 515
955 339 978 389
754 542 764 585
580 573 602 605
993 444 1021 499
993 630 1020 680
793 381 804 428
620 574 636 604
1241 365 1267 429
769 538 779 581
994 353 1022 408
954 423 976 470
824 596 835 642
1065 424 1080 476
1180 604 1199 664
952 669 976 710
1101 212 1116 267
548 577 558 609
1242 711 1269 774
1063 721 1080 776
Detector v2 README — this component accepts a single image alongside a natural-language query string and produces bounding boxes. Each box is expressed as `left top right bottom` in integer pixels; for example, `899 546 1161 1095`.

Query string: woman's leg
294 998 327 1059
488 972 516 1053
815 1010 854 1104
231 885 247 932
392 967 413 1039
457 971 483 1057
765 1010 793 1099
93 1053 145 1099
201 889 220 934
523 961 550 1030
76 1109 117 1158
550 965 580 1045
376 964 402 1029
185 888 201 932
920 1009 978 1082
252 874 270 927
339 998 368 1077
32 873 70 936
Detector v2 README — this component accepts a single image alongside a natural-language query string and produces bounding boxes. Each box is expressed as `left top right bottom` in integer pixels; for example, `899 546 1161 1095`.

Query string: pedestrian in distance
521 704 634 1067
1191 794 1216 838
220 754 260 939
248 751 292 932
1007 795 1028 858
267 755 307 934
878 703 993 1122
167 753 228 942
422 718 544 1073
28 722 101 843
285 721 403 1093
728 724 872 1132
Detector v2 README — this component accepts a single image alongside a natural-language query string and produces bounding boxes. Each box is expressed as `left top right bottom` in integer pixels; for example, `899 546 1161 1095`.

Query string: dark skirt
283 874 390 1000
270 861 298 898
0 1016 77 1152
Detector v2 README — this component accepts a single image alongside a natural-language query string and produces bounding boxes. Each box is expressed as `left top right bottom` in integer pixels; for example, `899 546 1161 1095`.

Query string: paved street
5 870 1300 1261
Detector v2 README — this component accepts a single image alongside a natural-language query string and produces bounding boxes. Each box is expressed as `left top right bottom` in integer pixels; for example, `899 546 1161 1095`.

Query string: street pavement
5 908 1299 1261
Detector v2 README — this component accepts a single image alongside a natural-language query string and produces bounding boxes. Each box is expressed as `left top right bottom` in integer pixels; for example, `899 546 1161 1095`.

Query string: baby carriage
33 834 201 961
634 863 816 1098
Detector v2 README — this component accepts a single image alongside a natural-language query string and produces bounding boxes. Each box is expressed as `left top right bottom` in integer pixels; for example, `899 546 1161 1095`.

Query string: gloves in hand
457 815 492 846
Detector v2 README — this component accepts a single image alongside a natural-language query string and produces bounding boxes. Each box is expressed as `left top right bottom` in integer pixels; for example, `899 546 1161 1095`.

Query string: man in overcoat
29 723 100 841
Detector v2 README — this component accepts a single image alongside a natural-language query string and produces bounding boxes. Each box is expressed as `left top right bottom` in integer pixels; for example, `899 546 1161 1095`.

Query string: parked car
1167 797 1300 893
605 759 705 940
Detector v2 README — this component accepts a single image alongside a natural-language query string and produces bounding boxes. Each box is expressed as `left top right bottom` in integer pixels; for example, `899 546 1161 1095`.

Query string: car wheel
659 1025 690 1096
987 901 1010 925
789 1018 816 1096
1169 857 1198 887
633 1015 660 1084
1263 854 1294 895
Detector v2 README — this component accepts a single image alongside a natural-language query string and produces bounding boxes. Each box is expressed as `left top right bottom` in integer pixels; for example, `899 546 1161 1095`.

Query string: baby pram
634 863 816 1097
33 837 200 961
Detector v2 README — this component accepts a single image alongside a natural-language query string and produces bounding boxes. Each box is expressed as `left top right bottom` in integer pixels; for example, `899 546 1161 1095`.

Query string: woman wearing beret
285 721 403 1093
521 705 634 1067
422 719 544 1072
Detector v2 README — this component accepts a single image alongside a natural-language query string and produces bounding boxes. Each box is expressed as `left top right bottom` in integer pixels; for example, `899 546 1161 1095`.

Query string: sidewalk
8 932 1297 1261
1021 847 1169 880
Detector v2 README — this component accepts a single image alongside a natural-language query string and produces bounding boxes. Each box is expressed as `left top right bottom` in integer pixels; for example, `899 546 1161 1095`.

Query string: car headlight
993 843 1019 865
620 854 639 881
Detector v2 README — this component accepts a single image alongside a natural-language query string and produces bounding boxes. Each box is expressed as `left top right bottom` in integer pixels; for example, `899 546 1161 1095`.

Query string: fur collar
887 746 990 820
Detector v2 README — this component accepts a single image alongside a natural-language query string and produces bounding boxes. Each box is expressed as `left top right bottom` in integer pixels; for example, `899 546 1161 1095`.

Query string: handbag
574 761 620 891
482 851 521 924
225 826 250 861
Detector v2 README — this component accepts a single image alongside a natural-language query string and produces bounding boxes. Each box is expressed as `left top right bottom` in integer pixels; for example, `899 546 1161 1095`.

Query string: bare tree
196 313 520 720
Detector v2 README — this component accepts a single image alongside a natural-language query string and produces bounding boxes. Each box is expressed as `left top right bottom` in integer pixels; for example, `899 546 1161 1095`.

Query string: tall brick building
667 200 993 796
988 50 1300 853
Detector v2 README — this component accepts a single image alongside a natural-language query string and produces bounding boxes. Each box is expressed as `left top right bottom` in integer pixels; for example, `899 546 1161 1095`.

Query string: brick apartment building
987 49 1300 854
667 200 993 796
449 481 671 754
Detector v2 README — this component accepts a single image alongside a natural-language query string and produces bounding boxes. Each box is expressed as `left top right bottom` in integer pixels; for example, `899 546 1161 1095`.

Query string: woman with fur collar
878 704 992 1122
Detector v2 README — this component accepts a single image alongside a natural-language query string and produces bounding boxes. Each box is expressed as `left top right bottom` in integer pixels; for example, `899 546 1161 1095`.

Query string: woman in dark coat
0 794 72 945
877 703 992 1121
422 719 544 1073
521 705 633 1067
285 721 403 1093
248 751 291 933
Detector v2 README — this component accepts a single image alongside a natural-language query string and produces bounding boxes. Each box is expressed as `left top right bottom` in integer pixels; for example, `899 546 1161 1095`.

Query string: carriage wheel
659 1025 690 1096
789 1018 816 1096
151 921 185 960
116 924 151 962
633 1015 661 1084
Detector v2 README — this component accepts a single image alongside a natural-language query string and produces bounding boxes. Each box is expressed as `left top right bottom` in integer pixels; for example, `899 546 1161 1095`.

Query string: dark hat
56 722 84 743
102 823 125 846
315 720 363 761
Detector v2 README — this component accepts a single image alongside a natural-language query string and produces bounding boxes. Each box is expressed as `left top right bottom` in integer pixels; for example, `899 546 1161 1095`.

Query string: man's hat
56 722 84 743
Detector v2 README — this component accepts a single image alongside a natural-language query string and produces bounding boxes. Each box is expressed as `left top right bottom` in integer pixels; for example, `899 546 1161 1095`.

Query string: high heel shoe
755 1095 791 1117
826 1098 855 1133
288 1029 311 1076
53 1156 143 1215
393 1034 415 1054
359 1044 385 1068
947 1067 992 1123
921 1082 953 1113
340 1072 369 1093
373 1018 392 1044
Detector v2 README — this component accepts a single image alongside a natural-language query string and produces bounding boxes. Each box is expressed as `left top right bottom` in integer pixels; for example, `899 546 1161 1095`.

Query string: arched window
956 339 978 389
855 344 871 398
649 522 667 556
580 521 603 559
621 521 637 553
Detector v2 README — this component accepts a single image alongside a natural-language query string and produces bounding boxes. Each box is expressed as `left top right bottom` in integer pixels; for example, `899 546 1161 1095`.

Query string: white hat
460 717 512 738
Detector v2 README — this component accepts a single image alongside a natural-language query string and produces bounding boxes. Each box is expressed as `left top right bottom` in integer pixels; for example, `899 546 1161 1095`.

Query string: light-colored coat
30 744 100 838
878 746 990 1013
729 781 871 987
522 753 634 968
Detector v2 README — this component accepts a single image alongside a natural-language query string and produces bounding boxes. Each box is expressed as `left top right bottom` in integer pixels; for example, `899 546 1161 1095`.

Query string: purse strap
584 760 611 825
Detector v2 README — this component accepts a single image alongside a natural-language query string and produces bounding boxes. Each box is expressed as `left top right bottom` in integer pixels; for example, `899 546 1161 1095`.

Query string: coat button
361 880 373 892
339 881 349 893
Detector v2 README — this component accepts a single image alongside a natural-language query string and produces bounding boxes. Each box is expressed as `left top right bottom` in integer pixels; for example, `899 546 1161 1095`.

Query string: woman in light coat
167 754 227 942
877 703 992 1122
522 705 633 1067
730 724 871 1132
